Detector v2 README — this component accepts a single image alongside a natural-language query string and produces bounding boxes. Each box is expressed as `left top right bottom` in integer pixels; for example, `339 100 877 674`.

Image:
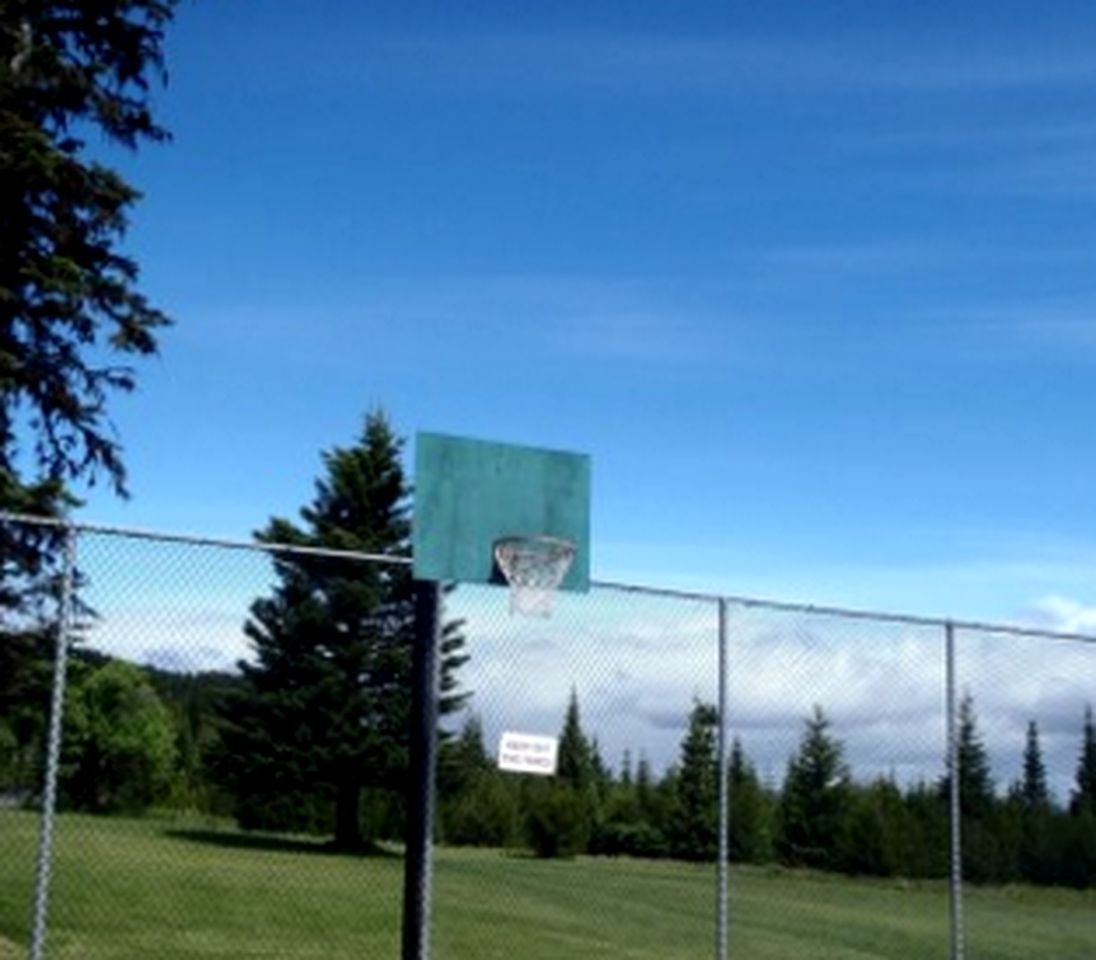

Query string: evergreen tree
438 585 471 718
939 694 1002 881
620 749 634 789
1 0 177 794
1019 720 1050 812
556 688 595 790
524 778 590 858
837 777 908 877
1071 705 1096 816
1 0 175 506
215 412 467 848
635 753 655 815
777 705 851 870
590 737 613 795
1010 720 1055 884
590 749 641 856
941 693 995 820
902 780 949 879
669 700 718 861
531 688 599 857
728 737 770 864
587 748 671 859
440 714 520 848
438 712 491 800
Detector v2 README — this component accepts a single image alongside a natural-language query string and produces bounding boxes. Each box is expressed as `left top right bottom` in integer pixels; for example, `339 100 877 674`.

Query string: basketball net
493 536 576 617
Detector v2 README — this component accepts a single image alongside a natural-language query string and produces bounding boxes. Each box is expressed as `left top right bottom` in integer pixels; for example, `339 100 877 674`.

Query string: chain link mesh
1 517 1094 959
956 627 1095 958
433 583 720 959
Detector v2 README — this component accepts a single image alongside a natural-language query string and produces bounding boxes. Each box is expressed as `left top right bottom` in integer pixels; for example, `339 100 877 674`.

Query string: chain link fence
1 515 1095 959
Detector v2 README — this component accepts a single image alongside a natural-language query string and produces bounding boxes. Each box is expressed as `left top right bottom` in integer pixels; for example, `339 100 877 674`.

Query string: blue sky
81 1 1096 629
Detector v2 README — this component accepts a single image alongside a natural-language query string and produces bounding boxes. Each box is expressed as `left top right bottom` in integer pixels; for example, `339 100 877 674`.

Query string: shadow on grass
164 828 402 859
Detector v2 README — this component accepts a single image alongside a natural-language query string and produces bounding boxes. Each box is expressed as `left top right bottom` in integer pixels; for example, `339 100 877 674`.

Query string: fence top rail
591 583 1096 646
5 511 1096 646
0 512 412 567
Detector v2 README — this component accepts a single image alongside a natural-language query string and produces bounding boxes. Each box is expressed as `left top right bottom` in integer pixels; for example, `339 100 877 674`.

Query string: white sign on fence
497 731 559 776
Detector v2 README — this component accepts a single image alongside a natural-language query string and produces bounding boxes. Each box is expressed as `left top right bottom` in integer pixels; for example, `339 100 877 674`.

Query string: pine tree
438 712 491 800
941 692 995 820
533 688 599 856
438 584 471 718
669 700 718 861
1019 720 1050 812
215 411 467 848
729 736 770 863
1011 720 1054 884
1 0 175 506
837 777 906 878
777 705 851 869
634 753 662 827
1071 705 1096 816
939 694 1002 881
556 688 595 790
590 737 612 793
439 713 520 848
620 749 633 788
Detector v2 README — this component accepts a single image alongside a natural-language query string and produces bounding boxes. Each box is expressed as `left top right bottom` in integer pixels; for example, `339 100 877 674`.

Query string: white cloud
83 606 250 674
1028 594 1096 634
450 585 1095 802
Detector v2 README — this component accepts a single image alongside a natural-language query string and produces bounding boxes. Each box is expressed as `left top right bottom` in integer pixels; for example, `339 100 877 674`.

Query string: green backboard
412 432 590 590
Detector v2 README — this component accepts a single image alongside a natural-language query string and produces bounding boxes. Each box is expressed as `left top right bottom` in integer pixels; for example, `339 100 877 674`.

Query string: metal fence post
716 598 730 960
945 621 964 960
28 523 77 960
402 579 442 960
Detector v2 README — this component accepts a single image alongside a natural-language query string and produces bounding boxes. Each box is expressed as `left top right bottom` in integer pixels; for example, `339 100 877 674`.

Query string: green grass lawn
1 810 1093 958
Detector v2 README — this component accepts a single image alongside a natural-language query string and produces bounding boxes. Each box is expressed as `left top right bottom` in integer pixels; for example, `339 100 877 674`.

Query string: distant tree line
436 693 1096 890
5 619 1096 889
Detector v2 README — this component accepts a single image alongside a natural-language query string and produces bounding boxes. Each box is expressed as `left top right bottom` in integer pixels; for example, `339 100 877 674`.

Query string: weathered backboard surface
413 432 590 590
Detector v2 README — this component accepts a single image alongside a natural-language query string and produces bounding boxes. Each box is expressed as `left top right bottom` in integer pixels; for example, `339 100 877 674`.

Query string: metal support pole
402 580 442 960
715 598 730 960
945 622 964 960
28 524 77 960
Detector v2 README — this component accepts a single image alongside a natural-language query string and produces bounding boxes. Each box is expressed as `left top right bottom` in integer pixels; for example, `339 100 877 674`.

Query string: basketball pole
403 579 442 960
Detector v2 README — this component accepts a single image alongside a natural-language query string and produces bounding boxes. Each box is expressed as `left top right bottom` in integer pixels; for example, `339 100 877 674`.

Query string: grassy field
1 810 1093 958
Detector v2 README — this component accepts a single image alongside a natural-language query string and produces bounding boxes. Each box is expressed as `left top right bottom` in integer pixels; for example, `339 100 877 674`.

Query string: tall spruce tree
532 687 598 855
669 700 718 861
438 712 491 800
216 412 467 848
556 687 595 790
941 693 995 819
939 694 1001 881
728 736 769 863
1012 720 1054 884
777 705 851 869
1018 720 1050 812
635 752 657 822
1071 705 1096 816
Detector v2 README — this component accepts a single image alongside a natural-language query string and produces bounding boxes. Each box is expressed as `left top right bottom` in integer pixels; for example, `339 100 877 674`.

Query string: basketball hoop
493 535 577 617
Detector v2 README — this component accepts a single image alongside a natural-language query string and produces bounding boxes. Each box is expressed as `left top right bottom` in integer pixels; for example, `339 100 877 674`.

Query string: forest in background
3 637 1096 890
